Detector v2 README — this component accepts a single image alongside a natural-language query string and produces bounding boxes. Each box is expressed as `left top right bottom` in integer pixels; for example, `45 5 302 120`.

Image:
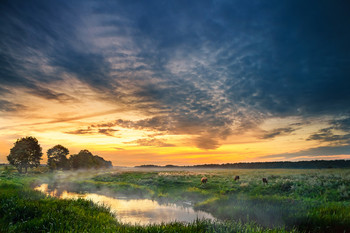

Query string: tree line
136 160 350 169
190 160 350 169
7 136 112 173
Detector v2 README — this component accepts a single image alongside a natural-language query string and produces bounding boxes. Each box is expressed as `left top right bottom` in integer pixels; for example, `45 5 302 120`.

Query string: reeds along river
35 184 216 225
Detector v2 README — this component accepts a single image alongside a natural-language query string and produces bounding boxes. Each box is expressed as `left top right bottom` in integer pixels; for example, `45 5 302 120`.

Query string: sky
1 0 350 166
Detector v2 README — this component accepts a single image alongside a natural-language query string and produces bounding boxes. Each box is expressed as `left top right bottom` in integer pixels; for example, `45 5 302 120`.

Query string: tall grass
0 179 117 232
81 169 350 231
1 166 350 232
0 166 296 232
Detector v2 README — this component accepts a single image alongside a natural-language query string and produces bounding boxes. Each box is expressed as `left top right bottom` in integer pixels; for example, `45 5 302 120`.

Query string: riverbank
0 166 297 232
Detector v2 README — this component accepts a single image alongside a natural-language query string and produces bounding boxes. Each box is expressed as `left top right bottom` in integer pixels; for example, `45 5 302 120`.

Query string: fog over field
2 165 350 232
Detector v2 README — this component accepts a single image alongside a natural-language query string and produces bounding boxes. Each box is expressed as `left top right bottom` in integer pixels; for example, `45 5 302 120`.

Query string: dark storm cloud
261 145 350 160
1 0 350 149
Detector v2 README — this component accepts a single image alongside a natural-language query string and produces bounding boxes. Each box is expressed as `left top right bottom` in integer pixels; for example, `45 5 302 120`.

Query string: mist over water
31 168 316 228
35 183 216 225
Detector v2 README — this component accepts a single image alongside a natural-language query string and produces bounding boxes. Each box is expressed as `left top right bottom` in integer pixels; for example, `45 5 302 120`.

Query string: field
1 166 350 232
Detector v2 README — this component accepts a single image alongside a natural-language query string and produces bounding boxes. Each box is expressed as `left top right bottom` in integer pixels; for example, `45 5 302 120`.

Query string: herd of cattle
201 176 268 184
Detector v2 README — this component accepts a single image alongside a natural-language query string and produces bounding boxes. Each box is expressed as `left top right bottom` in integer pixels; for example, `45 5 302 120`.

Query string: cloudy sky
1 0 350 166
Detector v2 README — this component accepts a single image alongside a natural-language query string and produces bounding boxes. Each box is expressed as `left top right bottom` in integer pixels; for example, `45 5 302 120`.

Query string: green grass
0 169 117 232
72 169 350 231
1 166 350 232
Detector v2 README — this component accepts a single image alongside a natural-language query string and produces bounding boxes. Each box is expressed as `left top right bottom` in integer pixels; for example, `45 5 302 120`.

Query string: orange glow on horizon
1 89 350 166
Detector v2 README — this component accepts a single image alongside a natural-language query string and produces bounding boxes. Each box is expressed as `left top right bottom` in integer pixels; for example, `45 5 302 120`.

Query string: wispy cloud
0 109 124 130
124 138 175 147
97 128 119 137
0 99 25 112
307 117 350 145
194 136 220 150
260 127 296 139
261 145 350 160
65 128 93 135
66 126 119 137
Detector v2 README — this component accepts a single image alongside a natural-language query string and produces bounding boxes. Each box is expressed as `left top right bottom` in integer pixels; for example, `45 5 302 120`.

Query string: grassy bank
60 168 350 232
0 166 297 233
0 168 117 232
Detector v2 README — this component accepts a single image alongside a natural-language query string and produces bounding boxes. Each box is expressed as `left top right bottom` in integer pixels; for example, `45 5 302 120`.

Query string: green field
1 166 349 232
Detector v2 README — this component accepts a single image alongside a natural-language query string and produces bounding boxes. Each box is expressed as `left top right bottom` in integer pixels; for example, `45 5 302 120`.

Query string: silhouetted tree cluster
69 149 112 170
7 137 42 173
47 145 70 170
7 137 112 173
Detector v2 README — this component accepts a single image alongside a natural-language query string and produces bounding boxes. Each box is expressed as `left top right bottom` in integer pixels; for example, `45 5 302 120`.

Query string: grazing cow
234 176 240 181
262 178 268 184
201 177 208 184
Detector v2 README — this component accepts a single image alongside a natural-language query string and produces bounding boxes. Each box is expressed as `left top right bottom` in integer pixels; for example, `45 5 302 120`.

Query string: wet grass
0 169 117 232
75 168 350 232
1 166 350 232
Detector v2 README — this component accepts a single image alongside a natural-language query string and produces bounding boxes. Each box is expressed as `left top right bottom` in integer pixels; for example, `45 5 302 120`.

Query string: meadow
1 165 349 232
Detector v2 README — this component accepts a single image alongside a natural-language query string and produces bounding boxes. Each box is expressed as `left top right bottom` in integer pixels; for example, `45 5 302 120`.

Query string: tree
47 145 70 170
69 149 112 169
7 136 42 173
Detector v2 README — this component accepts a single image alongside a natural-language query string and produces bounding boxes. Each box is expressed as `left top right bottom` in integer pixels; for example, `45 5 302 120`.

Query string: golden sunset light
1 1 350 167
1 1 350 232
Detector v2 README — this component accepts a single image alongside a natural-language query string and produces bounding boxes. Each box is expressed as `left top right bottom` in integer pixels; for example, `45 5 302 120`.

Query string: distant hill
136 160 350 169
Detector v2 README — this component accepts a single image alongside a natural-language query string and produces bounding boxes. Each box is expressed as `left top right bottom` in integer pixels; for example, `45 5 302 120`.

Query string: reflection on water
35 184 216 225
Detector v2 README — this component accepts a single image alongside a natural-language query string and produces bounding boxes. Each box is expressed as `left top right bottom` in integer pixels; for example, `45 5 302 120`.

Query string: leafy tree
69 149 94 169
93 155 112 168
47 145 70 170
7 136 42 173
69 149 112 169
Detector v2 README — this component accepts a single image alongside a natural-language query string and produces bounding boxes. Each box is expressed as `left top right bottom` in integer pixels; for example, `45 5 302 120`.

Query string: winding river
35 184 216 225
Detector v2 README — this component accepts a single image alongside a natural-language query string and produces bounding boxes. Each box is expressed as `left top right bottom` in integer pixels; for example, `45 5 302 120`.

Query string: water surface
35 184 216 225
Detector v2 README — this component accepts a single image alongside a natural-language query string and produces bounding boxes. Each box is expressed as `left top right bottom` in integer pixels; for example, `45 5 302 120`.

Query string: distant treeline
136 160 350 169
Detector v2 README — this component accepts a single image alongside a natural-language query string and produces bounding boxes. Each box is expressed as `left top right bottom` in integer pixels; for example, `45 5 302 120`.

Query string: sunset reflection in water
35 184 216 225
